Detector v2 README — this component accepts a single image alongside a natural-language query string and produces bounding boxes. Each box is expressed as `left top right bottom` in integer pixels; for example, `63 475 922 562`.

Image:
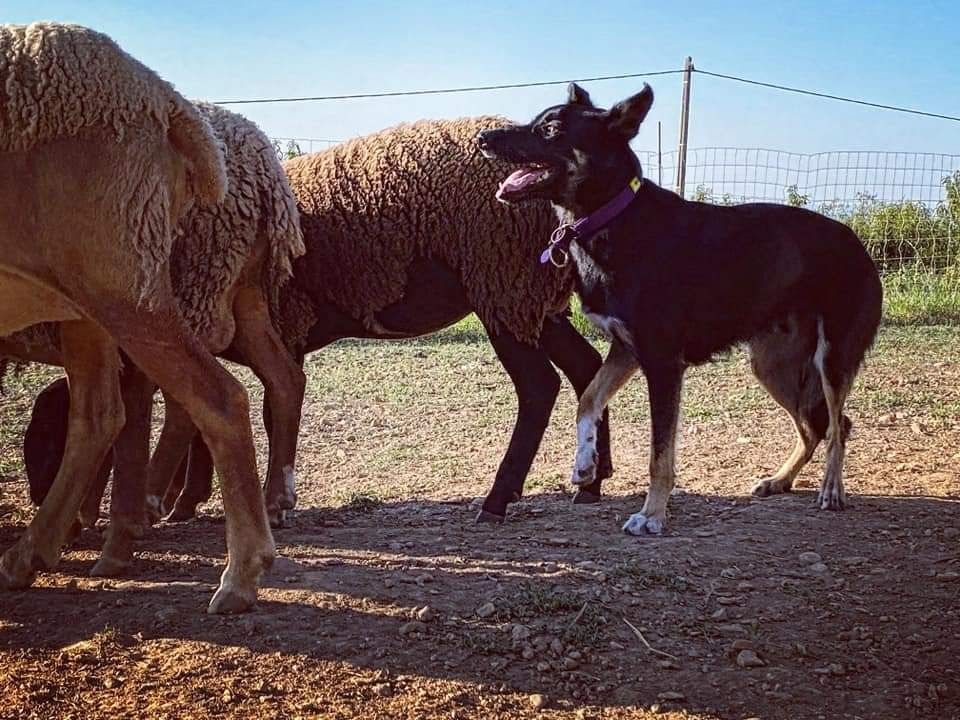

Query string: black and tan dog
477 83 882 535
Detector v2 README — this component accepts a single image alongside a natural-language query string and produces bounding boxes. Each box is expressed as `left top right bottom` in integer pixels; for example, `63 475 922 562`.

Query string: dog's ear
605 84 654 139
567 82 594 107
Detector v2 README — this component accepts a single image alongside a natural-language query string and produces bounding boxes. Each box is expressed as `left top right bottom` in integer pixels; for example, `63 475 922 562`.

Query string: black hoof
475 509 506 525
572 489 602 505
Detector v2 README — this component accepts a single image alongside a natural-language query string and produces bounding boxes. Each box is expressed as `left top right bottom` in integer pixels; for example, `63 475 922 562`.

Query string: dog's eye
538 122 562 140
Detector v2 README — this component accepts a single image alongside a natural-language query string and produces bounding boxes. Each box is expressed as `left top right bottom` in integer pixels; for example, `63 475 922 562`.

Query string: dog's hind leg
540 314 612 504
572 339 638 491
814 317 855 510
623 362 684 536
749 318 822 498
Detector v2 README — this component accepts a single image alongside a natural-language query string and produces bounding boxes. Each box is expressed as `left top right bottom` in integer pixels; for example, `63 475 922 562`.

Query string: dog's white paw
622 512 665 536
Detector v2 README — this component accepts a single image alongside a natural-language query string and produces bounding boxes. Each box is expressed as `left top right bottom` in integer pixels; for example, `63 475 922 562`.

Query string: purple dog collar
540 176 643 267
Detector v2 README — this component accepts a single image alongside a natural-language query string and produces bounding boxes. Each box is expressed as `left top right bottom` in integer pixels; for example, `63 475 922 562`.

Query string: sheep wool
282 117 574 346
169 103 305 344
0 22 227 302
1 103 303 360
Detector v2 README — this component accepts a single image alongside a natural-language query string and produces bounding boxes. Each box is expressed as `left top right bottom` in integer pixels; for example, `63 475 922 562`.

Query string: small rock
476 602 496 619
799 551 822 564
511 624 531 642
155 608 179 624
399 621 427 636
730 639 755 652
943 528 959 540
717 596 741 606
809 562 829 574
736 581 755 592
716 623 748 637
371 683 392 697
522 647 536 660
271 556 303 575
529 694 548 710
711 608 727 620
383 578 395 589
549 638 564 655
736 649 765 668
657 691 686 702
561 657 580 671
536 662 551 673
416 606 434 622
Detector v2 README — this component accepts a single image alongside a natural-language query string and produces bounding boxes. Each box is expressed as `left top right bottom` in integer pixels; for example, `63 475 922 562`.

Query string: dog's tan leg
623 363 684 536
572 339 639 488
229 286 306 529
752 417 818 497
1 321 123 588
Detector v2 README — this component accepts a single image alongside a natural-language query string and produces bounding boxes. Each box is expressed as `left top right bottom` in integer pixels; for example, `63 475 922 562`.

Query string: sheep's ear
604 84 654 140
567 82 593 107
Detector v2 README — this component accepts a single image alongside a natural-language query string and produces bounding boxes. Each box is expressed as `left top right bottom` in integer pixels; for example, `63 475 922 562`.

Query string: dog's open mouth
496 163 558 202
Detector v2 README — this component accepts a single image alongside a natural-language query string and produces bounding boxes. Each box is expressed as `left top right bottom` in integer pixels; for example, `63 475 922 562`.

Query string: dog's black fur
478 83 882 533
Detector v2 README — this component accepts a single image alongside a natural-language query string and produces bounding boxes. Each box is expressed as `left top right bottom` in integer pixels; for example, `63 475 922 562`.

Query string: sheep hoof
267 509 287 529
90 555 131 578
208 584 257 615
474 509 505 525
163 503 198 524
572 489 602 505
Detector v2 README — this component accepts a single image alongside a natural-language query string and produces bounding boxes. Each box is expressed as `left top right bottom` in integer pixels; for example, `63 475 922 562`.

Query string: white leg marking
572 414 599 487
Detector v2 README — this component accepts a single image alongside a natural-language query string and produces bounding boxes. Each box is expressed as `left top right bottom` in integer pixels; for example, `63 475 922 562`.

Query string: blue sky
7 1 959 155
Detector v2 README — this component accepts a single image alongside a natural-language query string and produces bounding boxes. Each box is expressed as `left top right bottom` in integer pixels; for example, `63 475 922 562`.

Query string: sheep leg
229 286 306 529
539 314 613 504
1 321 124 589
144 396 197 522
78 457 112 529
92 367 155 577
477 324 561 523
104 301 273 615
165 435 214 523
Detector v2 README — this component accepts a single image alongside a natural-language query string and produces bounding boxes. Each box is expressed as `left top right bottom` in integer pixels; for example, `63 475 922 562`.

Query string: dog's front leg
572 339 638 487
623 364 684 536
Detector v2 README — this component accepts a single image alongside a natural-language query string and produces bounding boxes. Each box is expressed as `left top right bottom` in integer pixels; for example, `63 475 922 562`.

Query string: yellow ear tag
630 177 642 192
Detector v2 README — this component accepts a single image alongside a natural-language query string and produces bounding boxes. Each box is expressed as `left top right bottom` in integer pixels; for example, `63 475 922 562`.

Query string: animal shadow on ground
1 488 958 719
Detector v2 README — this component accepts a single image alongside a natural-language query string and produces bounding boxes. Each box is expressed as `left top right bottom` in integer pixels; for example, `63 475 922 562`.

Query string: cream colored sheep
1 100 306 572
0 22 273 614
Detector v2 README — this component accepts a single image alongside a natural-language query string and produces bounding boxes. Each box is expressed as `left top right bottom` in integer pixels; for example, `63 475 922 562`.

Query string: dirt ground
1 325 958 720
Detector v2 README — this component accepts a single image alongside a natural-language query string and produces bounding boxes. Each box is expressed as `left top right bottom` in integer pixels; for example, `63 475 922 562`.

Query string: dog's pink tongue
497 168 541 199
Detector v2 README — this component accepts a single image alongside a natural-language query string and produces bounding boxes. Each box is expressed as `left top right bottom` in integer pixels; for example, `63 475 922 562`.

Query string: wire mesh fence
275 137 960 323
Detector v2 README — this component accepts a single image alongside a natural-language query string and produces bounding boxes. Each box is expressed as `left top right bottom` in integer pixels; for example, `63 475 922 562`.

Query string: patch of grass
882 271 960 325
561 603 609 647
502 583 584 618
335 490 384 513
610 562 693 593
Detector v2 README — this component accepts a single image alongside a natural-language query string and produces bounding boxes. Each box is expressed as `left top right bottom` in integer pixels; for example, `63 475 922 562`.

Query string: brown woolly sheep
22 116 615 534
0 22 273 614
2 100 306 574
143 116 615 523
